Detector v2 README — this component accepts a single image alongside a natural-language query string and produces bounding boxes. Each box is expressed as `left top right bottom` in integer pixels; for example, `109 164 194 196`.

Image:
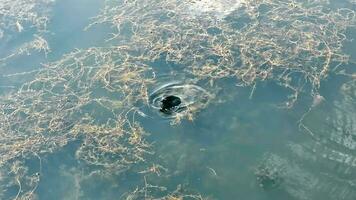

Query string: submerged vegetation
89 0 355 106
0 0 355 199
0 0 53 63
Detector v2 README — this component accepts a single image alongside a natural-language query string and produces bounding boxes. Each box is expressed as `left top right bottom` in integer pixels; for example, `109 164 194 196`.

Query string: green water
1 0 356 200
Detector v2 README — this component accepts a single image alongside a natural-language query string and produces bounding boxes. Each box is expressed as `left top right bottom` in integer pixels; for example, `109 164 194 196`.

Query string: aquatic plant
0 0 53 63
88 0 355 106
122 178 207 200
0 46 157 199
0 0 53 36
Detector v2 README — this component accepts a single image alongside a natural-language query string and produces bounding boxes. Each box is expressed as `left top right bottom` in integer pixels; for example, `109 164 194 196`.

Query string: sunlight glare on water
187 0 244 18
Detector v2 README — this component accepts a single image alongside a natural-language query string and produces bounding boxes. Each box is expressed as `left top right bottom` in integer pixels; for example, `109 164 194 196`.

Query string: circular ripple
149 82 212 118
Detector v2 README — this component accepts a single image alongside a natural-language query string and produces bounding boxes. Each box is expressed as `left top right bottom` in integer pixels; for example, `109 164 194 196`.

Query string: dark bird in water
160 95 181 114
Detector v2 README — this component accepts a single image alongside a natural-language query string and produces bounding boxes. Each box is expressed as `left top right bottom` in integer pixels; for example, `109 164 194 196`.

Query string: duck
160 95 181 113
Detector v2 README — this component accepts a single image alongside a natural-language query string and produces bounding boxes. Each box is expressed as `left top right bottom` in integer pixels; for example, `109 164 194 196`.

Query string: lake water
1 0 356 200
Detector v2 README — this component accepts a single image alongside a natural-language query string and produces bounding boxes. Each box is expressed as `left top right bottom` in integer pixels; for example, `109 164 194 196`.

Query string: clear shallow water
0 0 356 200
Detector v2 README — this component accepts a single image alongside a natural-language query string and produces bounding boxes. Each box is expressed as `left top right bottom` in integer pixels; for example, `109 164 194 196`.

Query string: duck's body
160 95 181 113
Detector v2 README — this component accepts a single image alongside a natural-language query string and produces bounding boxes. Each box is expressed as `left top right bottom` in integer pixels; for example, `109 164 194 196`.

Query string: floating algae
121 181 206 200
0 0 53 36
0 0 53 63
88 0 355 106
0 47 157 199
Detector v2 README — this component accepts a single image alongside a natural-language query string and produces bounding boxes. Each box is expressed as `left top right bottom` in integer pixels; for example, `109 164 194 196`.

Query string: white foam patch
187 0 244 18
